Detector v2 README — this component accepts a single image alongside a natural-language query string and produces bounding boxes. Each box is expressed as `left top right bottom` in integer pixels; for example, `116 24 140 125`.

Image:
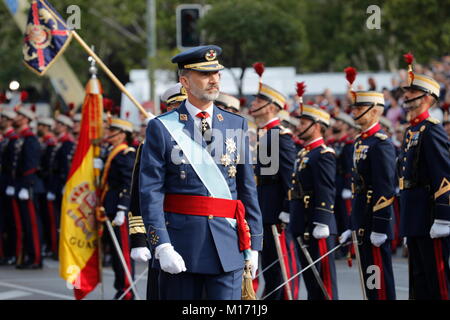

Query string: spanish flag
59 76 104 300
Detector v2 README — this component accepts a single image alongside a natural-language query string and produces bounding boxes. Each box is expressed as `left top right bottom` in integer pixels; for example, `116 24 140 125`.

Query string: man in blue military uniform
339 76 397 300
399 58 450 300
13 107 44 269
100 118 136 300
0 110 19 265
139 45 263 300
129 84 187 300
249 82 297 299
288 104 338 300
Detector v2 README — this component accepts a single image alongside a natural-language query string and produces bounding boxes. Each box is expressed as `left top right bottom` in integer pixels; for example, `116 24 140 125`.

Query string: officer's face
181 70 220 102
105 128 124 145
250 97 274 118
55 122 67 135
402 88 424 109
13 115 26 128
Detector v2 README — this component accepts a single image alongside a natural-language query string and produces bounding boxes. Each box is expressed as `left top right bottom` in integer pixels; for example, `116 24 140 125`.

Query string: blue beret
171 45 224 72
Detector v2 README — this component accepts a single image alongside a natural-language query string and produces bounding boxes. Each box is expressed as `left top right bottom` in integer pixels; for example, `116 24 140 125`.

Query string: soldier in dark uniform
48 114 76 236
0 110 18 265
249 83 297 300
288 104 338 300
339 85 397 300
36 117 58 258
100 118 136 300
13 107 44 269
399 62 450 299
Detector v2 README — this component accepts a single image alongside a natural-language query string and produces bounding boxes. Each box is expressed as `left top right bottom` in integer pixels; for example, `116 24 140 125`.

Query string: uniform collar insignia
361 122 381 139
179 113 188 121
410 110 429 126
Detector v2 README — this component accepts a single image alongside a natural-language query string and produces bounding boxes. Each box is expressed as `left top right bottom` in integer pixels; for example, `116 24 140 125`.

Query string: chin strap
353 103 378 121
250 99 272 115
297 120 317 139
403 93 427 110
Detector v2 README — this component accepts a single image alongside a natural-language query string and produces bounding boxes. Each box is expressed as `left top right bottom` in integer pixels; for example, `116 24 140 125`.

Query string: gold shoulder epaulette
426 117 440 125
375 133 388 140
320 146 336 154
278 125 293 135
124 147 136 154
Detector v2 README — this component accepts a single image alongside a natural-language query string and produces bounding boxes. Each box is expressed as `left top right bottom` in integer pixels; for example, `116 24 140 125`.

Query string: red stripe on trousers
47 200 58 253
11 198 23 262
119 221 133 300
279 231 292 300
433 239 449 300
318 239 333 299
289 239 299 299
26 200 41 264
371 246 386 300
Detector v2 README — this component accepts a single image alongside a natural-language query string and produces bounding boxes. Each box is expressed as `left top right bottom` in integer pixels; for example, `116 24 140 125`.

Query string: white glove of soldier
370 232 388 247
93 158 104 170
341 188 352 200
5 186 15 196
430 220 450 239
312 222 330 239
155 243 186 274
247 250 259 279
130 247 152 262
18 188 30 200
47 192 56 201
339 229 352 244
278 211 290 224
112 210 125 226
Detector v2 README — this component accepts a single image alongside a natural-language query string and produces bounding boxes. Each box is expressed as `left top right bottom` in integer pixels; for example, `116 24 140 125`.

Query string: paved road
0 251 409 300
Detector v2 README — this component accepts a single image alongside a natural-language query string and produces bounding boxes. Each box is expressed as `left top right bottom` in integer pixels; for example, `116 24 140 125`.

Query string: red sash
164 194 251 251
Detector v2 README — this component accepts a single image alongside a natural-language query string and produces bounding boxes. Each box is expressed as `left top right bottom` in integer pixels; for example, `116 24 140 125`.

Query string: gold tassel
241 260 257 300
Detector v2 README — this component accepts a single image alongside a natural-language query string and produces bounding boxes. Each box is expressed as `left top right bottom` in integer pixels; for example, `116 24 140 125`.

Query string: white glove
278 211 290 224
312 222 330 239
341 188 352 200
246 250 259 279
130 247 152 262
112 210 125 226
370 232 388 247
430 220 450 239
339 229 352 244
5 186 15 196
94 158 104 170
18 188 30 200
47 192 56 201
155 243 186 274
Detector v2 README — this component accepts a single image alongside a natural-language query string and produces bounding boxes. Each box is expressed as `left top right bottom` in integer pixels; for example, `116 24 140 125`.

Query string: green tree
199 0 308 96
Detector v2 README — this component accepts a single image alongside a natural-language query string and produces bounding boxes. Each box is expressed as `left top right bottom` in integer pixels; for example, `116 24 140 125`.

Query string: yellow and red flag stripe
59 77 103 300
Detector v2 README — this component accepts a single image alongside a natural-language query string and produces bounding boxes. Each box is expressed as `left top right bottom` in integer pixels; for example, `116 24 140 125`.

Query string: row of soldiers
2 45 449 301
126 45 449 300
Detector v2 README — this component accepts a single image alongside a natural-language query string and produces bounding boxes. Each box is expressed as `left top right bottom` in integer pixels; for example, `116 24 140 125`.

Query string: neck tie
196 111 211 136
